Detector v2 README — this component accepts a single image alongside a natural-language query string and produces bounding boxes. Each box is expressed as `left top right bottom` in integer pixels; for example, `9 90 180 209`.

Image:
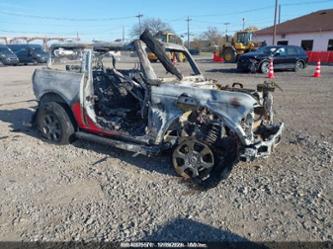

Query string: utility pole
186 16 192 49
136 13 143 34
273 0 278 45
242 18 245 31
224 22 230 42
278 4 281 24
122 26 125 42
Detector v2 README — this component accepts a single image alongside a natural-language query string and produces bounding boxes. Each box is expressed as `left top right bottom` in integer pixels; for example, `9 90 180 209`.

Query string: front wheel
260 61 270 74
36 102 75 145
222 47 236 63
172 138 216 182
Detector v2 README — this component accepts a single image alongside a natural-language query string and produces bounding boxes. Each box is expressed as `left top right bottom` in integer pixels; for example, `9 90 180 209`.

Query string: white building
254 9 333 51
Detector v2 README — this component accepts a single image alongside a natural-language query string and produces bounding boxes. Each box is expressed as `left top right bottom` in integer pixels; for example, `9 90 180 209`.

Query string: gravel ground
0 60 332 242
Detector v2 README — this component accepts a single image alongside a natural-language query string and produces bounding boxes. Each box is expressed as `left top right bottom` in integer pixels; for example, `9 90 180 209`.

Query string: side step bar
75 131 161 156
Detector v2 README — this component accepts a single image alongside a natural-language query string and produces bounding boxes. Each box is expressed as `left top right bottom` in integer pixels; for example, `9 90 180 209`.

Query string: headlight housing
241 112 254 141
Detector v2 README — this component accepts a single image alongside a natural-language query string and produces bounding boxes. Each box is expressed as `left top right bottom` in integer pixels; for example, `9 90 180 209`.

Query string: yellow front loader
220 31 257 63
147 31 186 63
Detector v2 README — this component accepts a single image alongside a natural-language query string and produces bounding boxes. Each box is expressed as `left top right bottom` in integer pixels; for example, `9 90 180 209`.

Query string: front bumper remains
240 122 284 162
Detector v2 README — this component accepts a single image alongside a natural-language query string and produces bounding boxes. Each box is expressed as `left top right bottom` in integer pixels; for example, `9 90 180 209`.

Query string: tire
36 102 75 145
249 62 257 73
171 136 238 188
260 61 270 74
222 47 236 63
0 61 4 67
294 60 304 72
172 138 216 181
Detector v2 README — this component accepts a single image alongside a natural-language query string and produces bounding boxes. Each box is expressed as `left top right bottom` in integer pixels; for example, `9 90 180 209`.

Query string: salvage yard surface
0 59 332 241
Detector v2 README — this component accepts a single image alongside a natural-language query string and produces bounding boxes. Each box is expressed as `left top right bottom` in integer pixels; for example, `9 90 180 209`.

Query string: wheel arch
296 59 306 66
38 92 78 129
258 59 271 72
160 108 246 146
259 59 270 66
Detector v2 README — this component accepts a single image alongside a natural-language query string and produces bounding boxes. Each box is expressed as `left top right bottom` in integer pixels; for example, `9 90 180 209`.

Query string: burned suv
32 30 284 184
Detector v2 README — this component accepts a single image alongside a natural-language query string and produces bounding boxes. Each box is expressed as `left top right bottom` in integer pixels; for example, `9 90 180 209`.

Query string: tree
244 26 259 32
130 18 174 37
190 38 203 50
201 26 224 48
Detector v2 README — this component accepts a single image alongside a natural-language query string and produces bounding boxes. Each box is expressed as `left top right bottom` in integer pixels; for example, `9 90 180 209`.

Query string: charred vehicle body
32 30 284 183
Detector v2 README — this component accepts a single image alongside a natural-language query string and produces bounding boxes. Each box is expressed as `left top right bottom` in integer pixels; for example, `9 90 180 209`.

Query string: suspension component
204 123 221 146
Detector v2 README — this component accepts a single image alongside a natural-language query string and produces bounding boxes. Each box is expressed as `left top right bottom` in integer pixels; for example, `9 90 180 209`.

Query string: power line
189 6 274 18
0 10 136 22
0 0 331 40
0 28 124 37
283 0 332 6
0 29 79 36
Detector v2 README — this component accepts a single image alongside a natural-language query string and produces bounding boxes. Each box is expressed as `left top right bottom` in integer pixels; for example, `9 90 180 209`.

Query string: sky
0 0 332 42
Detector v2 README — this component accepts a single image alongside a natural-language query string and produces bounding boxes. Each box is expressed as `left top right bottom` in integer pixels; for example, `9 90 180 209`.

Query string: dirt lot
0 60 332 242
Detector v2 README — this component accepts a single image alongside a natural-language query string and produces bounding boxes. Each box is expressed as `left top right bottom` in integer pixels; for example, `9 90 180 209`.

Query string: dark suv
8 44 49 64
0 45 19 66
237 45 308 73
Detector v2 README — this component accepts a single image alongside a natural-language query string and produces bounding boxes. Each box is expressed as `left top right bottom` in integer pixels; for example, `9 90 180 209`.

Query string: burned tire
36 102 75 145
172 138 215 182
222 47 236 63
172 136 238 188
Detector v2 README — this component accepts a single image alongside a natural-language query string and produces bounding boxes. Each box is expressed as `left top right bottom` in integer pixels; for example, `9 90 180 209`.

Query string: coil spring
204 123 221 146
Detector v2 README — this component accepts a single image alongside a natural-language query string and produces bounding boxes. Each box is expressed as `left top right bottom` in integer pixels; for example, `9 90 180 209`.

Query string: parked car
32 30 284 184
189 48 200 56
0 44 19 66
237 45 308 73
8 44 49 65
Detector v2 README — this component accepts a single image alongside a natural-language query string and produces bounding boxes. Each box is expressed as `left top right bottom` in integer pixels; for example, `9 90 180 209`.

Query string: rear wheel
36 102 75 145
294 60 304 71
222 47 236 63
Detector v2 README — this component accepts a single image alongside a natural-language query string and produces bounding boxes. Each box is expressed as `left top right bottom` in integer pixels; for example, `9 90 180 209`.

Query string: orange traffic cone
267 59 275 79
313 60 321 78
